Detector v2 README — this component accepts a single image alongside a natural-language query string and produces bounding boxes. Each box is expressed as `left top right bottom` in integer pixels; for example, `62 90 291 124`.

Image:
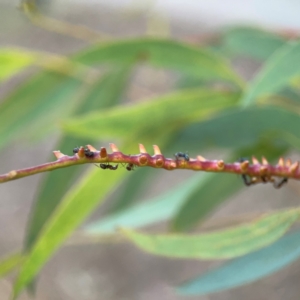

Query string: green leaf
75 38 244 88
174 106 300 153
242 41 300 106
0 42 142 149
177 229 300 296
0 49 35 81
223 27 286 60
0 252 24 278
24 137 84 251
276 87 300 105
84 174 204 234
108 167 155 213
176 75 205 90
121 209 299 260
75 64 133 113
62 89 240 140
171 173 242 232
0 72 83 149
24 65 134 250
13 168 126 299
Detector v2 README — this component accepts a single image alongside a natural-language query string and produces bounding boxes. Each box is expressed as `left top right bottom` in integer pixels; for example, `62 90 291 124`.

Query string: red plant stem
0 144 298 184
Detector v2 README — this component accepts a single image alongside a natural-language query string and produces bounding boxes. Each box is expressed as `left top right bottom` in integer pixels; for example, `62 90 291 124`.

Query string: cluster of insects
95 163 135 171
72 147 289 188
73 147 135 171
73 147 94 158
239 158 288 189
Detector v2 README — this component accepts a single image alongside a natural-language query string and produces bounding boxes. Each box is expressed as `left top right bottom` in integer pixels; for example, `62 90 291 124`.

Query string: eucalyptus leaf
62 89 240 140
223 27 286 60
13 168 126 298
75 38 244 88
0 49 35 81
173 106 300 153
24 65 134 250
0 73 83 149
121 209 299 259
84 174 204 234
242 41 300 105
177 229 300 296
0 252 24 278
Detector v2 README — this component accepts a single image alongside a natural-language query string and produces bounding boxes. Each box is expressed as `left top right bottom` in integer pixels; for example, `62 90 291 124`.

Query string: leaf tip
197 155 206 162
261 156 269 165
153 145 162 155
278 157 285 167
285 158 292 167
252 156 260 165
86 144 97 151
289 161 299 174
53 150 65 159
139 143 147 154
110 143 120 153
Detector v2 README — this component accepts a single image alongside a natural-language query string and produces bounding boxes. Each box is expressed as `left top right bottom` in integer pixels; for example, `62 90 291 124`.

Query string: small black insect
241 174 253 186
98 163 118 170
175 152 190 161
274 177 288 189
73 147 80 154
239 157 288 189
126 163 135 171
84 148 94 158
239 157 255 186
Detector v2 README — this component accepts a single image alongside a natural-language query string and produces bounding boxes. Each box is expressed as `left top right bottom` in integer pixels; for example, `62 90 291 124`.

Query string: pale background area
1 1 300 299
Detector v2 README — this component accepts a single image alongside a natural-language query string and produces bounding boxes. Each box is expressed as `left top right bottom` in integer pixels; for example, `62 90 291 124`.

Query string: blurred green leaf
177 229 300 296
242 41 300 106
173 106 300 153
75 64 133 113
24 65 134 250
0 49 35 81
23 62 134 300
109 167 155 213
75 38 245 88
62 89 240 140
171 140 288 232
223 27 286 60
0 42 141 149
172 173 242 232
0 72 83 149
276 87 300 104
24 139 81 251
13 168 126 299
0 252 24 278
121 209 299 259
84 174 204 234
176 76 204 90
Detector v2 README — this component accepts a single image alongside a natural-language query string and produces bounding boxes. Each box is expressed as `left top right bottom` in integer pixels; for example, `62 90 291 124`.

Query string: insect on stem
174 152 190 161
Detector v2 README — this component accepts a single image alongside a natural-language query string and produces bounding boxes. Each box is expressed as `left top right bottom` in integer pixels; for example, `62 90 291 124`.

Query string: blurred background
1 0 300 299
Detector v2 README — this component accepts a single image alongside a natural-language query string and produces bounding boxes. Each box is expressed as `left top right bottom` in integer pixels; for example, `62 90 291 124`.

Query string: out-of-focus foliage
0 49 36 82
177 230 300 295
1 24 300 299
121 208 299 259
